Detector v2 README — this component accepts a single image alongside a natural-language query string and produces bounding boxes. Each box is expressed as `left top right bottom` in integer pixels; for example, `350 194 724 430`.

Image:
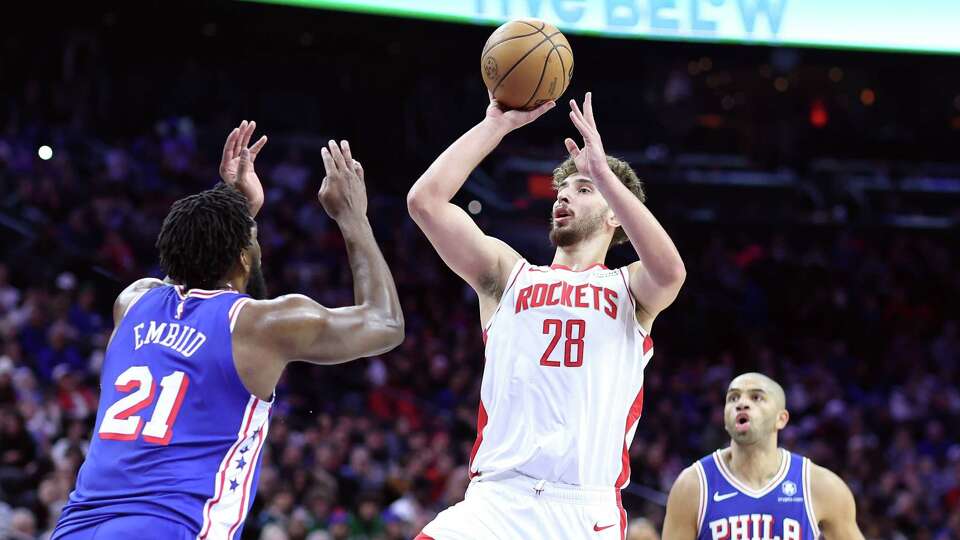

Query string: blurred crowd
2 5 960 540
1 111 958 539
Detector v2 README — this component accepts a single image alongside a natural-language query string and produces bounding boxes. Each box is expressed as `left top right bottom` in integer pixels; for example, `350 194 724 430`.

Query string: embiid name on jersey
132 320 207 357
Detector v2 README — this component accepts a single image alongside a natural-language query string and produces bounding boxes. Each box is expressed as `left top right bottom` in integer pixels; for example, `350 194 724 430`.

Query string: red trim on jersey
615 387 645 488
549 263 608 272
228 297 248 320
482 261 527 334
190 290 233 298
617 267 638 317
142 375 190 445
176 285 237 300
414 534 436 540
113 378 155 420
99 378 156 441
229 297 252 332
505 262 526 294
468 400 489 478
199 399 258 538
616 489 627 540
642 335 653 355
227 422 268 539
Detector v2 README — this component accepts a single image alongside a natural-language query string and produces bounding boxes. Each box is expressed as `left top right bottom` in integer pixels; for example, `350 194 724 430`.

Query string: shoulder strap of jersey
801 455 821 538
694 459 709 535
482 258 528 335
122 284 165 319
228 296 253 333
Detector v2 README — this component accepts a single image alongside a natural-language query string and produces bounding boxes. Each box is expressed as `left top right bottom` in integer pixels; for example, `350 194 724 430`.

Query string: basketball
480 19 574 110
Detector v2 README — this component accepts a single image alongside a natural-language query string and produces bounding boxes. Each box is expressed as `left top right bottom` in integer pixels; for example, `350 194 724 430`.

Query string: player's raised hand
319 139 368 223
220 120 268 217
485 90 556 132
565 92 609 180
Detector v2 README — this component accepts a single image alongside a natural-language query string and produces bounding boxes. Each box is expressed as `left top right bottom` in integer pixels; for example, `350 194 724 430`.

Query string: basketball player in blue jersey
661 373 863 540
52 121 404 539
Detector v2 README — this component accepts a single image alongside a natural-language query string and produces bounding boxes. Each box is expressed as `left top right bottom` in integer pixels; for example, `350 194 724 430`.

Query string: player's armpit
810 464 865 540
661 465 702 540
112 278 166 326
245 294 404 366
106 278 167 348
406 196 520 301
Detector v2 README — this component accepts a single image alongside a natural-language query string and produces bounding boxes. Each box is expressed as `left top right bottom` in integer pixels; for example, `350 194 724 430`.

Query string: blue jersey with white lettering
695 449 820 540
54 285 272 540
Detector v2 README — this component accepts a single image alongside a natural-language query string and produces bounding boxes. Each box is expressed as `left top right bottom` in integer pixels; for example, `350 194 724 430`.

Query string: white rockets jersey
469 259 654 489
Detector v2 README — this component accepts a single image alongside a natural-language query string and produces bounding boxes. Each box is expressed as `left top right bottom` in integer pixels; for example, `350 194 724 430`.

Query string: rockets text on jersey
469 260 654 489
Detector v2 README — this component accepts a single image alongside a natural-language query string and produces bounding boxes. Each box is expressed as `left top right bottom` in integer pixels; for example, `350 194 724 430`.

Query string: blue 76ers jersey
694 449 820 540
54 285 272 540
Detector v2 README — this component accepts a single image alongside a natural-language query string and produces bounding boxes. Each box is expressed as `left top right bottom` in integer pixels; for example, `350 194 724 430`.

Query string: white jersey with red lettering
469 259 654 490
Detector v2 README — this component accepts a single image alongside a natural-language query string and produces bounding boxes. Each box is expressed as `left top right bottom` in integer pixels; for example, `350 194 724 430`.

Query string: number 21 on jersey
98 365 189 445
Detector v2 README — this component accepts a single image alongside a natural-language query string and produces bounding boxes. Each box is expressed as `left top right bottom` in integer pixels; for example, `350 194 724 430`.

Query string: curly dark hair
552 156 646 246
156 183 253 290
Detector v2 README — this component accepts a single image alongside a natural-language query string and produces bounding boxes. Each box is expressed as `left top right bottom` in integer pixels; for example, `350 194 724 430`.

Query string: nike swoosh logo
593 523 615 532
713 491 738 502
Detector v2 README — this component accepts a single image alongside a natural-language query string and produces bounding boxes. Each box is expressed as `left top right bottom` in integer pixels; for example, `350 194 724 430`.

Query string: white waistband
473 472 619 506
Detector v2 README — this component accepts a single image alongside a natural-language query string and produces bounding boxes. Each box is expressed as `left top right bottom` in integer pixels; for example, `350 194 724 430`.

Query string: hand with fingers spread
319 140 367 222
220 120 268 217
484 90 556 133
564 92 610 181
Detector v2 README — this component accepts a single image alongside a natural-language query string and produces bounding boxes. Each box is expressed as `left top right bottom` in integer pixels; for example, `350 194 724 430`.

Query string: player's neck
181 282 236 293
181 271 243 294
552 237 608 270
226 279 243 294
727 439 782 490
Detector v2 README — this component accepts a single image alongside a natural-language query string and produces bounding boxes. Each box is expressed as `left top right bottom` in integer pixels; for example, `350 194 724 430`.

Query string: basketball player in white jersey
662 373 863 540
407 92 686 539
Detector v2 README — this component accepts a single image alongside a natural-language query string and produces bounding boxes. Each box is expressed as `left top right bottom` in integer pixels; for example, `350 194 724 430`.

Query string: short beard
549 212 605 247
246 260 268 300
725 418 769 446
726 426 761 445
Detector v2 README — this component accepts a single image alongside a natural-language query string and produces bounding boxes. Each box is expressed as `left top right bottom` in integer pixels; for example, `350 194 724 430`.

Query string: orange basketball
480 19 574 110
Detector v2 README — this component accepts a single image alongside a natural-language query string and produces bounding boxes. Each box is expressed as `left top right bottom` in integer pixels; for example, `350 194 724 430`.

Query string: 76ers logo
781 480 797 497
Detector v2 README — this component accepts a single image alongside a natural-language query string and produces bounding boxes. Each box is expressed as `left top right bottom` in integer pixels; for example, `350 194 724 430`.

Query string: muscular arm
406 118 520 301
565 94 684 329
407 99 552 309
247 216 403 364
811 464 864 540
661 465 701 540
234 141 404 399
616 192 686 327
593 165 685 324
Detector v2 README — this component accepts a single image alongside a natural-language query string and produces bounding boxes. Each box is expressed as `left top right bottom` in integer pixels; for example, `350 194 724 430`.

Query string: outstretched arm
661 466 701 540
566 93 685 328
811 464 864 540
235 140 404 398
407 97 554 305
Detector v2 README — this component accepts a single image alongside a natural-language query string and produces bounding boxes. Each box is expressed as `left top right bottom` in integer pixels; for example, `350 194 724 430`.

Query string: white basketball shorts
419 473 626 540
